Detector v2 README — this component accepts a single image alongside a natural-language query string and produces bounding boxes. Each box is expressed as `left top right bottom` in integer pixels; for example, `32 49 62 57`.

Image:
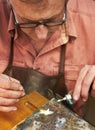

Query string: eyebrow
21 13 61 22
21 17 55 22
20 0 41 3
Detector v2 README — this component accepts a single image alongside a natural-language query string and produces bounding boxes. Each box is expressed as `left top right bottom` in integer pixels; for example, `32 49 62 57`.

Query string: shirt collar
66 9 78 38
8 10 18 39
38 17 77 55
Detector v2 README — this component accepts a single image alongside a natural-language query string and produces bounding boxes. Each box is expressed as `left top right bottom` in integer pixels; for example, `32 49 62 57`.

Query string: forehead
11 0 65 20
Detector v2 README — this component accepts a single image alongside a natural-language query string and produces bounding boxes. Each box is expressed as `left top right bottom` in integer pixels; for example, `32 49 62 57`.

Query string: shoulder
67 0 95 15
0 0 11 25
0 0 11 13
0 0 10 4
0 0 12 50
0 0 10 6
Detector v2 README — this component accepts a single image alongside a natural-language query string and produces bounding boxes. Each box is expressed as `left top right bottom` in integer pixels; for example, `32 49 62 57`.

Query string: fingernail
22 92 25 96
16 99 19 102
82 98 87 102
12 107 17 111
73 95 79 101
19 86 24 90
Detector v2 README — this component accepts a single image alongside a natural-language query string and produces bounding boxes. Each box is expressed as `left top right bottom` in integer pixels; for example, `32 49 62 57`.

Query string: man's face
11 0 66 41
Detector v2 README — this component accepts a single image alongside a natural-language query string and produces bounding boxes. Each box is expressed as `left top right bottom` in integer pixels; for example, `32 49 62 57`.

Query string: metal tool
57 93 73 106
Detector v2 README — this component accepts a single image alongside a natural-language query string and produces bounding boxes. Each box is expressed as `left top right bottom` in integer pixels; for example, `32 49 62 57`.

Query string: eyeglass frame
11 2 67 28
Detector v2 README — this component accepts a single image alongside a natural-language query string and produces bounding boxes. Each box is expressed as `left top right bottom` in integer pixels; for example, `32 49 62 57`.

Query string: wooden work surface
0 91 48 130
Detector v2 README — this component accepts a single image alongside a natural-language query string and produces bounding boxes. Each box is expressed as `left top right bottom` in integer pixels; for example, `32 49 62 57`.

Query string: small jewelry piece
38 108 54 115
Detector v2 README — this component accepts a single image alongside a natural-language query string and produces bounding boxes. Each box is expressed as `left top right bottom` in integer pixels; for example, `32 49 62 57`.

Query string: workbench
0 91 48 130
0 91 95 130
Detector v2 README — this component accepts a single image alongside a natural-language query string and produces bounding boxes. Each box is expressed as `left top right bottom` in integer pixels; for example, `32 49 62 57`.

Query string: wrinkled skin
0 74 25 112
72 65 95 116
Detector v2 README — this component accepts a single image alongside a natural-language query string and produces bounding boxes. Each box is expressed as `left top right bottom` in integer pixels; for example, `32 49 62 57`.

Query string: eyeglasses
15 13 66 28
11 2 66 29
11 5 66 29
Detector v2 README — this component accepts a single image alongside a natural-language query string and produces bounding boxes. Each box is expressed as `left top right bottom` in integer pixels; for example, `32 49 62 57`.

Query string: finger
0 106 17 112
73 65 90 101
72 98 85 117
0 74 11 89
0 88 25 98
0 74 24 91
0 97 19 106
91 79 95 97
10 80 24 91
0 74 20 84
81 66 95 101
9 77 24 91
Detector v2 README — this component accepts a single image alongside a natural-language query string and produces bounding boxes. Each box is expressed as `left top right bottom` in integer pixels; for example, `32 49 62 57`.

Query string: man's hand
0 74 25 112
73 65 95 102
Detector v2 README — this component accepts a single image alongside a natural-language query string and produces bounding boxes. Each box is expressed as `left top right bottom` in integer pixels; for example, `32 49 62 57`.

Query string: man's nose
35 24 48 40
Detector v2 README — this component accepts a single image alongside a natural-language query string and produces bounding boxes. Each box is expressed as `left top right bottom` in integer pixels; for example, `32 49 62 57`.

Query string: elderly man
0 0 95 125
